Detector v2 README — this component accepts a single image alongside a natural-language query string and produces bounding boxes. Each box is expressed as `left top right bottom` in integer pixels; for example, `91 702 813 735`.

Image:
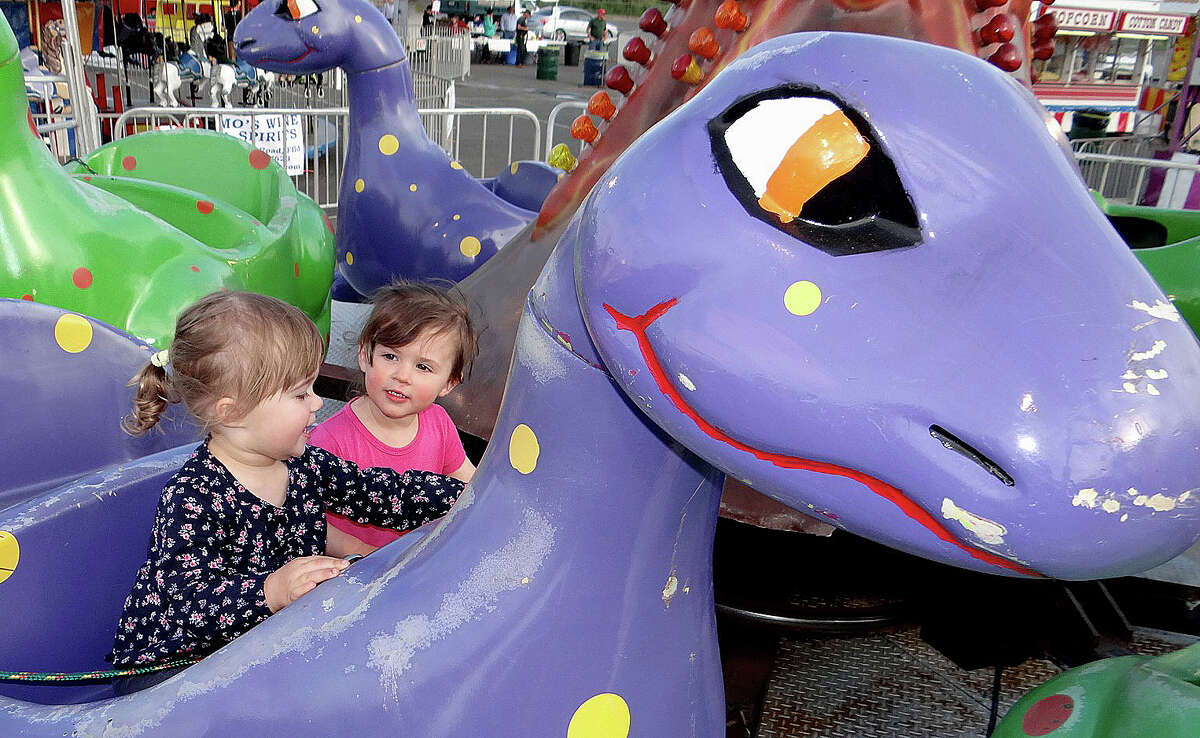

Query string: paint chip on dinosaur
941 498 1006 545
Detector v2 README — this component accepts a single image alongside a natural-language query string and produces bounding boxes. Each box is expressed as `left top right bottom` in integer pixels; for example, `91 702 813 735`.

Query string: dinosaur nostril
238 38 256 50
929 425 1015 487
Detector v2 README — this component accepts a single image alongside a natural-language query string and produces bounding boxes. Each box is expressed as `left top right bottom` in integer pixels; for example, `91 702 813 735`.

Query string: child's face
358 327 460 422
228 374 323 461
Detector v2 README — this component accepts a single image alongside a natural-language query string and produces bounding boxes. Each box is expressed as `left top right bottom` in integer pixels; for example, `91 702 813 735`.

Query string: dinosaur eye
709 86 921 256
276 0 319 21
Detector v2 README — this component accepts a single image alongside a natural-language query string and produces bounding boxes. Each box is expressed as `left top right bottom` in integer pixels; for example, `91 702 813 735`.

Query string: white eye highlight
723 97 840 199
290 0 320 20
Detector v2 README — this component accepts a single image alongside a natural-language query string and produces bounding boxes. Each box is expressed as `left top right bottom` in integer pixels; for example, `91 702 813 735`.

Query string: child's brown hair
123 291 325 435
358 281 479 384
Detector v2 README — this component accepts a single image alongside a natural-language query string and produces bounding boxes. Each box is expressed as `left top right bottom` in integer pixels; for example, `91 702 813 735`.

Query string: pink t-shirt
308 399 467 547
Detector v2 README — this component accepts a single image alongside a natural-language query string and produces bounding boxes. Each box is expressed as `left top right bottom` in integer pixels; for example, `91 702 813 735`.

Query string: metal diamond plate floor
753 627 1195 738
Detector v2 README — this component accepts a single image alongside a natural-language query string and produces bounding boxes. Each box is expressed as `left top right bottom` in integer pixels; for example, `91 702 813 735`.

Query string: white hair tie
149 349 170 368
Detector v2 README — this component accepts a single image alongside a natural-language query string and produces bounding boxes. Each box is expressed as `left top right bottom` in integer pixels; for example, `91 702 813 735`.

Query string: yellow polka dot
54 313 93 353
354 14 362 22
453 214 461 221
509 424 540 474
567 693 630 738
510 162 520 175
784 280 822 316
311 25 320 34
354 178 365 193
346 251 355 266
450 160 464 170
0 531 18 585
378 134 399 156
409 183 418 192
460 236 482 258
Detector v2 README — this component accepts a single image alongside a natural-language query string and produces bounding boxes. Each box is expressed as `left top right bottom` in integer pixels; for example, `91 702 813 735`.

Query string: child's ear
357 345 371 373
213 396 240 426
438 377 460 397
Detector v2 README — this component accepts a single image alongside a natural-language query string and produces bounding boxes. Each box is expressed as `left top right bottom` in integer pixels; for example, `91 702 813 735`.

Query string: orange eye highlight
287 0 302 18
757 111 869 224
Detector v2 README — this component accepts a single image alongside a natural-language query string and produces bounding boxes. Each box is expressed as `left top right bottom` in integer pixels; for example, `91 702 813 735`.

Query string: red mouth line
260 45 315 65
603 299 1043 579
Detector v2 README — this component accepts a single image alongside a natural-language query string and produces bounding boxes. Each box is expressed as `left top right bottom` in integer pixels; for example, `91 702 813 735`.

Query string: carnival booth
1032 1 1199 136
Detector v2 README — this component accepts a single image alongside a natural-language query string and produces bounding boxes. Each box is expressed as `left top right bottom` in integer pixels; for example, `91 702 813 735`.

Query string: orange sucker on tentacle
606 65 635 95
988 42 1022 71
588 91 618 121
978 13 1015 45
671 54 704 84
1031 12 1057 60
757 111 870 224
688 27 721 59
714 0 750 32
624 37 653 67
639 7 668 37
570 115 600 145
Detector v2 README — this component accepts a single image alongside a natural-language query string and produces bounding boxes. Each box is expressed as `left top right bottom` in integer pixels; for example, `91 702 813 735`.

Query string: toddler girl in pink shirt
311 281 479 557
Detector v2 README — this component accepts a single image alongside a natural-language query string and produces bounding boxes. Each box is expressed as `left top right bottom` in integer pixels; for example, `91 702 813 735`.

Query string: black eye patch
708 85 921 257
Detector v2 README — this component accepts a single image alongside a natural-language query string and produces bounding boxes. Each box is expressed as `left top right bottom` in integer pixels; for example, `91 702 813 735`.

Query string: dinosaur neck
402 304 724 722
0 51 88 215
463 304 724 565
0 52 48 170
346 59 417 122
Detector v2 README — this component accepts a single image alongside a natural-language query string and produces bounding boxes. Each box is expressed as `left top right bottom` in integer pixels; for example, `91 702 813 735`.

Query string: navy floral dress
108 443 463 667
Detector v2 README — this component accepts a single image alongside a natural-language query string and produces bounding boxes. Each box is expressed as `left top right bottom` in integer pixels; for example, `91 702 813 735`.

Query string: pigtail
122 360 174 436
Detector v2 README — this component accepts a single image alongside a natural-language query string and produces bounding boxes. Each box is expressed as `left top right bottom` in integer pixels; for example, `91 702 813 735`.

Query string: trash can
1069 108 1111 140
536 47 560 81
583 50 607 86
563 40 581 66
506 45 518 65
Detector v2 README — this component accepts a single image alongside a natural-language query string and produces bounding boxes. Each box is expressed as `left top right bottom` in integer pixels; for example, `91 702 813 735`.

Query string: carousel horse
208 45 278 108
3 33 1200 735
150 16 215 106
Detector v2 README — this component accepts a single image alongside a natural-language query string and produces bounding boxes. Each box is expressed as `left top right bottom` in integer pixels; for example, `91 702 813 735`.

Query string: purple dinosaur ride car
2 32 1200 735
232 0 560 296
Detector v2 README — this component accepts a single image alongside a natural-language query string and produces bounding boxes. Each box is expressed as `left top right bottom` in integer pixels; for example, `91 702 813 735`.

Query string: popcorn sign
218 114 305 175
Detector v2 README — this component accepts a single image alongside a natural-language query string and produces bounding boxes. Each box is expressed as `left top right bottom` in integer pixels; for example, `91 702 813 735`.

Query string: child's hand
264 556 348 612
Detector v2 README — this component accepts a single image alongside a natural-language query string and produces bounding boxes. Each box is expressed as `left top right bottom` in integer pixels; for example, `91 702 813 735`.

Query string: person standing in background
499 5 517 40
514 9 530 66
587 8 607 51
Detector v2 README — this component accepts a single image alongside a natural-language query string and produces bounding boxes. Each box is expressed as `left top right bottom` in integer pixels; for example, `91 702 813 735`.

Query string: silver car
530 5 618 43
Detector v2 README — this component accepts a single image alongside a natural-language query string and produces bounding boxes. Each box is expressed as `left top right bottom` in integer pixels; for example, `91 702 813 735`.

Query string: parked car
530 5 617 43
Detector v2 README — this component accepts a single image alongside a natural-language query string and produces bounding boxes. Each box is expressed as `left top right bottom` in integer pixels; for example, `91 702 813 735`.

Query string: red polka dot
294 262 300 278
196 200 214 214
121 156 137 171
20 294 33 301
190 265 200 272
248 149 271 170
1022 694 1074 736
82 175 92 181
72 267 93 289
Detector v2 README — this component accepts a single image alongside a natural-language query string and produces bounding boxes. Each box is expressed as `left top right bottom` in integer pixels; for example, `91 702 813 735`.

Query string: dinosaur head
234 0 400 75
576 33 1200 580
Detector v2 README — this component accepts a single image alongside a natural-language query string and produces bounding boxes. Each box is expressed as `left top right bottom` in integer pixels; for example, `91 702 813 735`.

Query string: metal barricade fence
107 105 541 210
406 25 472 80
84 55 450 113
1074 152 1200 206
546 100 587 158
1070 134 1163 158
25 73 80 162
